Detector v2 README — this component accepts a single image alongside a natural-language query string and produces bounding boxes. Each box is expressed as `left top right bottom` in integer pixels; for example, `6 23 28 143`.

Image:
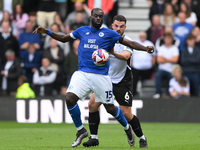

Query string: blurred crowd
0 0 118 98
132 0 200 98
0 0 200 99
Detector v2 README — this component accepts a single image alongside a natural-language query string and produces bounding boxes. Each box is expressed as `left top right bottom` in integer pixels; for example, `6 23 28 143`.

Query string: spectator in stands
16 75 35 98
1 11 18 37
87 0 114 25
64 1 89 33
64 39 79 87
33 58 57 96
180 34 200 97
54 13 66 33
21 43 42 87
183 0 192 10
171 0 180 15
43 38 64 95
131 31 155 96
0 21 19 66
178 2 197 26
173 12 194 52
147 0 153 7
43 23 70 56
153 33 179 99
37 0 57 28
0 3 3 22
155 26 180 52
146 15 165 45
0 0 23 15
28 11 38 30
12 4 29 35
69 12 88 33
192 0 200 28
149 0 165 21
0 49 21 96
191 26 200 47
55 0 67 22
18 20 41 59
169 64 190 98
160 3 177 27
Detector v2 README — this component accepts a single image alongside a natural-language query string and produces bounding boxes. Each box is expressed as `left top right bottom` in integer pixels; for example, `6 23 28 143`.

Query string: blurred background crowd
0 0 199 99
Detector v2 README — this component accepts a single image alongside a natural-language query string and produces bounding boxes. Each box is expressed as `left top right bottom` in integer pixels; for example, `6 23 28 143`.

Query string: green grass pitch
0 122 200 150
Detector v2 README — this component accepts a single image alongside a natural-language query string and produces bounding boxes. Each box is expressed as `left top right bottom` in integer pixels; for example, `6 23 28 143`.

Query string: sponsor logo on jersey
86 32 90 35
84 44 98 49
99 32 104 37
84 39 98 49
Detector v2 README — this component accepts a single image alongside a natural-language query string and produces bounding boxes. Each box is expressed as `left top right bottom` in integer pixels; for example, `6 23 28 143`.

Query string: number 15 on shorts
105 91 113 102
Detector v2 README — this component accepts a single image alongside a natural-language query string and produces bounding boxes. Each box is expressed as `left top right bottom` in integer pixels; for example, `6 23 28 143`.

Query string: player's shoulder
124 35 133 41
74 26 90 34
77 26 90 30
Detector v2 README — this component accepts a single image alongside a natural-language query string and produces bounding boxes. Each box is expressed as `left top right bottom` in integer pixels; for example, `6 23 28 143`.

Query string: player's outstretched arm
120 37 154 54
33 26 73 43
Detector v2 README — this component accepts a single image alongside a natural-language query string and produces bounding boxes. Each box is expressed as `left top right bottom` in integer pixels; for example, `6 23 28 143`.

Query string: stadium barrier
0 97 200 123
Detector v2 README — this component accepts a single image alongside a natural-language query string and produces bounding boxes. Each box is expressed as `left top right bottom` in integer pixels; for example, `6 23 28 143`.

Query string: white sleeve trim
70 33 76 39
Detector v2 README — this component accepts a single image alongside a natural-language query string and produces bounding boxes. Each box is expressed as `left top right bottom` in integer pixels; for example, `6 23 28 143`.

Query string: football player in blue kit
83 15 148 148
33 8 154 147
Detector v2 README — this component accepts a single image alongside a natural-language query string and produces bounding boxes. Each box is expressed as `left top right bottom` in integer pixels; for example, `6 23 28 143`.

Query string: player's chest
81 31 110 46
114 44 124 53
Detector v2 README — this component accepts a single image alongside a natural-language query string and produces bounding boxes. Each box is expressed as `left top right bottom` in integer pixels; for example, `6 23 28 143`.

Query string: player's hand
32 26 48 34
146 46 154 54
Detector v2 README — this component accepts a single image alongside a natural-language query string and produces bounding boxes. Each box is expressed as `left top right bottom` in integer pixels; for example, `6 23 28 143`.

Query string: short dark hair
186 34 195 40
91 8 104 16
113 15 127 24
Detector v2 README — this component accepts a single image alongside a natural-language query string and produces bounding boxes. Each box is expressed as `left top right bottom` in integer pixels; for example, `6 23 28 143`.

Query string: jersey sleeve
70 26 85 39
123 46 133 54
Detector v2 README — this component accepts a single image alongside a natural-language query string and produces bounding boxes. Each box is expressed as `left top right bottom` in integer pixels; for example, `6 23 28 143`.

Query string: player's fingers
147 48 154 53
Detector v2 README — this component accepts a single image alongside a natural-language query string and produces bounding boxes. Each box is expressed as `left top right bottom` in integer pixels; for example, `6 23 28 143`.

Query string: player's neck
91 25 101 30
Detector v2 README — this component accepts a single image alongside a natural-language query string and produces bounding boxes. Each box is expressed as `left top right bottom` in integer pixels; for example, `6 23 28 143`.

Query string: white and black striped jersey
109 35 133 84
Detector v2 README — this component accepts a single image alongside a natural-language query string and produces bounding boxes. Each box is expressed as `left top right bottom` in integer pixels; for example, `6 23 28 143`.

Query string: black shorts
113 81 133 107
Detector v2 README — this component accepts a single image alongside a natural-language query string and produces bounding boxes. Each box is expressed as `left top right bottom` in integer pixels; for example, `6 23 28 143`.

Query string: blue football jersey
70 26 121 75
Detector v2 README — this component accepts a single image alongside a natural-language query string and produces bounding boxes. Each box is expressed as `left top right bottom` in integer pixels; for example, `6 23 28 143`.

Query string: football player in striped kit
83 15 148 148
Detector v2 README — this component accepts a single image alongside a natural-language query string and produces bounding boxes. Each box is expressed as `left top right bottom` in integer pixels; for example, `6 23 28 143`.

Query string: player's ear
124 25 127 30
111 23 114 29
